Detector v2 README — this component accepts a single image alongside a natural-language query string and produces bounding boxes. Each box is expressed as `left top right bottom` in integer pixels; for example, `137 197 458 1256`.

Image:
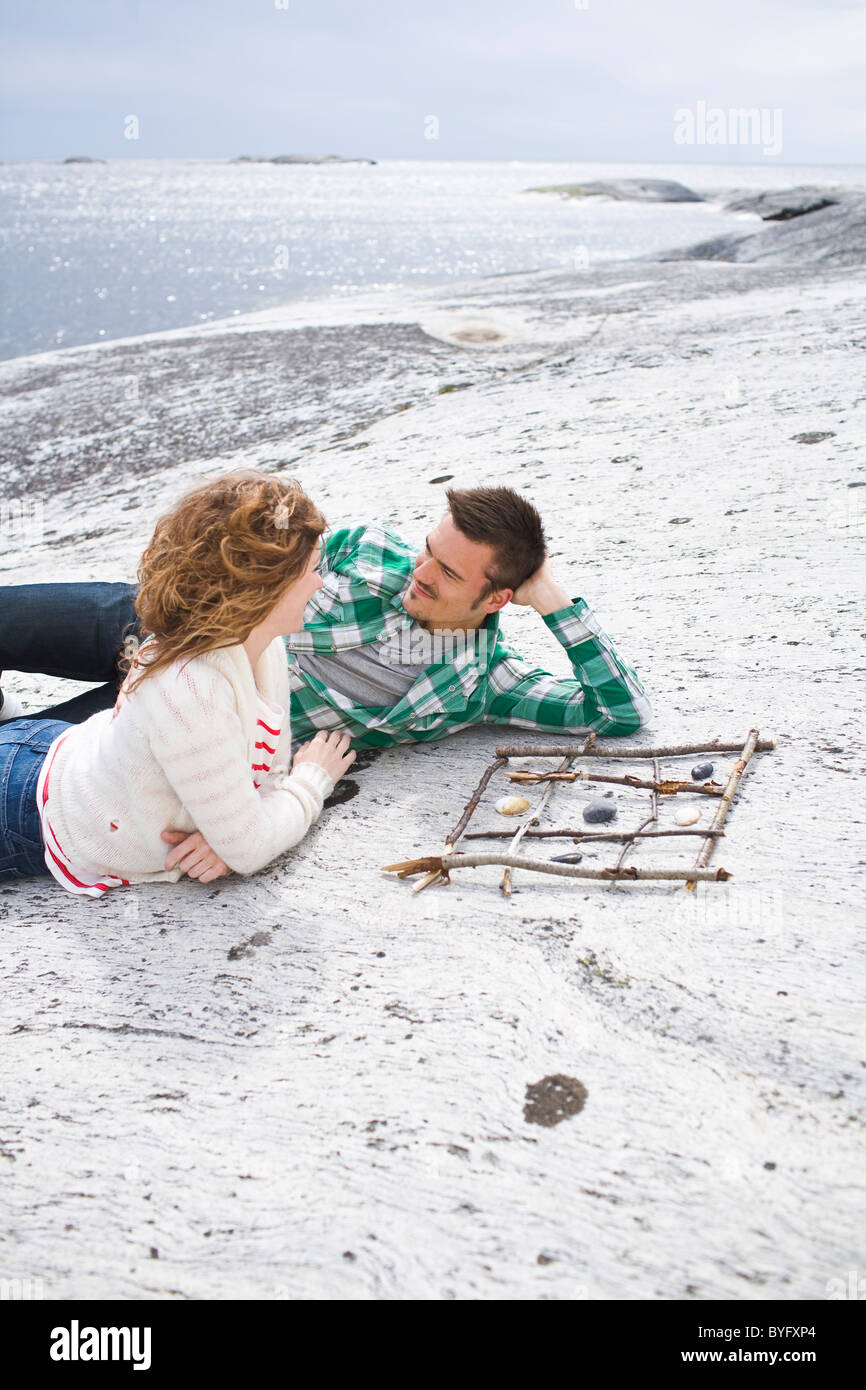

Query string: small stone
691 761 714 780
668 516 692 524
674 807 701 826
583 800 617 824
551 852 583 864
496 795 532 816
791 431 835 444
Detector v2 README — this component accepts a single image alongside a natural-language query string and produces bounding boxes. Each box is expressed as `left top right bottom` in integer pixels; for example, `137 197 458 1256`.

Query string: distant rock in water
230 153 376 165
655 186 866 267
723 186 841 221
526 178 703 203
62 155 107 164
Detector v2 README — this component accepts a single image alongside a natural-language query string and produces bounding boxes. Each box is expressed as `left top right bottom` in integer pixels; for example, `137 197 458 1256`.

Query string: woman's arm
137 660 338 876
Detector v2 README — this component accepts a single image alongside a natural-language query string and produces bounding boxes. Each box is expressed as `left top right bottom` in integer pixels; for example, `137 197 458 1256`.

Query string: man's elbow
603 692 652 737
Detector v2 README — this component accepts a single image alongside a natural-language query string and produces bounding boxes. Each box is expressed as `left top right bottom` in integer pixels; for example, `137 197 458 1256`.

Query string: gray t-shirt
293 637 430 707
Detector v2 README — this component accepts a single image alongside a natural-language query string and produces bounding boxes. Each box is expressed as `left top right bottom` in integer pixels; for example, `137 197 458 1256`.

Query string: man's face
401 513 512 631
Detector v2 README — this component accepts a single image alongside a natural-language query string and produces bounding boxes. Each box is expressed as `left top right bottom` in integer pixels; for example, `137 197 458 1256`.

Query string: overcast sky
1 0 863 164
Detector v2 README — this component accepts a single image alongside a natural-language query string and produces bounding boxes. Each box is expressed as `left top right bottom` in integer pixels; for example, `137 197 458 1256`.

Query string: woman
0 470 355 892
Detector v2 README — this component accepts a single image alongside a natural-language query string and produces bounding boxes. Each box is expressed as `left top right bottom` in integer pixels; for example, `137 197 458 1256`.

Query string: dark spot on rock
342 1250 356 1261
537 1253 556 1265
791 431 835 444
524 1074 588 1127
763 1161 777 1170
149 1247 159 1259
668 516 692 524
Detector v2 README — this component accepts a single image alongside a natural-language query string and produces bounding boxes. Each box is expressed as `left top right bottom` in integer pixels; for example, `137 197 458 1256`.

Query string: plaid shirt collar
283 525 506 716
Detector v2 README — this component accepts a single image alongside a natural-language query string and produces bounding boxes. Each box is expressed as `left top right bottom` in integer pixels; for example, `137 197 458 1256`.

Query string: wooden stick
500 734 595 895
447 756 507 850
462 827 725 841
606 755 660 887
684 726 762 893
505 768 724 795
382 852 732 883
494 738 777 759
412 755 507 894
501 753 573 896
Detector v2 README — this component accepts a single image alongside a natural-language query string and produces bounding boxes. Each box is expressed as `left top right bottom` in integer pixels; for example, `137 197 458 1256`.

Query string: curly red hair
120 470 326 689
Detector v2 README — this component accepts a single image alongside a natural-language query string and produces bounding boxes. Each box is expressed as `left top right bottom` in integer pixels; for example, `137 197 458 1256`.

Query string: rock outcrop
230 153 377 165
526 178 703 202
656 186 866 267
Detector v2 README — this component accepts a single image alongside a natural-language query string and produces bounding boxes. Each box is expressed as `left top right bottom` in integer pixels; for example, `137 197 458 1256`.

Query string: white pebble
674 807 702 826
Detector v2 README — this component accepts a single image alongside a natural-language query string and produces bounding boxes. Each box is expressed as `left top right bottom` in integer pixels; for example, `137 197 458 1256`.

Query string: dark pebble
551 852 583 864
583 800 617 823
691 761 714 781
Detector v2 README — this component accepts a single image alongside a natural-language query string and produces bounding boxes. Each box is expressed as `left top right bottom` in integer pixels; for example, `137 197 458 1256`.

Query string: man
0 485 651 745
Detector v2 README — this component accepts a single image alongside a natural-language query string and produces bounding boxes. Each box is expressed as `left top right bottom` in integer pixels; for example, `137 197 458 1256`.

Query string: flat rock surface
1 247 864 1300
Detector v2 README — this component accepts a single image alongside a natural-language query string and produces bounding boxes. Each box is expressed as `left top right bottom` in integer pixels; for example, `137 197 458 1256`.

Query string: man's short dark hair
445 486 547 599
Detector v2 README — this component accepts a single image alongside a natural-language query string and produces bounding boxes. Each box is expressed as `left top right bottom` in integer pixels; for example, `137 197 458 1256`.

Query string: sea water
3 157 862 363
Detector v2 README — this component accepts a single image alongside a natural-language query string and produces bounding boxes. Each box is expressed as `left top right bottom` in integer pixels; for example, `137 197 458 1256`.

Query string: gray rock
526 178 703 203
230 154 377 165
723 186 841 221
271 153 376 165
655 188 866 267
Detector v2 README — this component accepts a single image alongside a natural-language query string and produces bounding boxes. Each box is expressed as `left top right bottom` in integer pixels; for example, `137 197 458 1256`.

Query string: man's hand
511 557 572 616
161 829 230 882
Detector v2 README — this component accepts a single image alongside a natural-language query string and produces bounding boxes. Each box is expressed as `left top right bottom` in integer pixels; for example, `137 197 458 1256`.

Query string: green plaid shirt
284 523 651 750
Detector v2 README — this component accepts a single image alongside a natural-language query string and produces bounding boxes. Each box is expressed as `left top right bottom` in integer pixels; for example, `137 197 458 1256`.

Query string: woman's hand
112 669 134 719
161 829 230 882
291 729 356 782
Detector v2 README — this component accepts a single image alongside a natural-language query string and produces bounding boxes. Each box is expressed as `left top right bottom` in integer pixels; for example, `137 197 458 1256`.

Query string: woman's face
268 540 323 634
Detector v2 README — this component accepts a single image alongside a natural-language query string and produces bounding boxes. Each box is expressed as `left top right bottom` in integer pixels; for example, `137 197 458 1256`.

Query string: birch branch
494 737 777 759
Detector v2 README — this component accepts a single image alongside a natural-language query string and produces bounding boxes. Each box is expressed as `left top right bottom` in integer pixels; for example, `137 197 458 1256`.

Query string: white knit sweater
36 635 336 890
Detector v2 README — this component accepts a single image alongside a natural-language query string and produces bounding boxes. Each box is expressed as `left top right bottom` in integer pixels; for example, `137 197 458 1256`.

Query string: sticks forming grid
381 729 776 896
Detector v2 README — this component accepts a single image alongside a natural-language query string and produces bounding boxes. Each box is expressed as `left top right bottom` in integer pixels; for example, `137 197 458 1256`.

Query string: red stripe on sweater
45 839 123 893
256 719 281 737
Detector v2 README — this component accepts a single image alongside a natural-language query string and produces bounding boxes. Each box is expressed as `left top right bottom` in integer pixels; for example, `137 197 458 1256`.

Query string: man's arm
484 561 651 736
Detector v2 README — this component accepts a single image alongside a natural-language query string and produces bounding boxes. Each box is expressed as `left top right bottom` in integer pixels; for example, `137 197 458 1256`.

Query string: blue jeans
0 718 73 879
0 581 140 723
